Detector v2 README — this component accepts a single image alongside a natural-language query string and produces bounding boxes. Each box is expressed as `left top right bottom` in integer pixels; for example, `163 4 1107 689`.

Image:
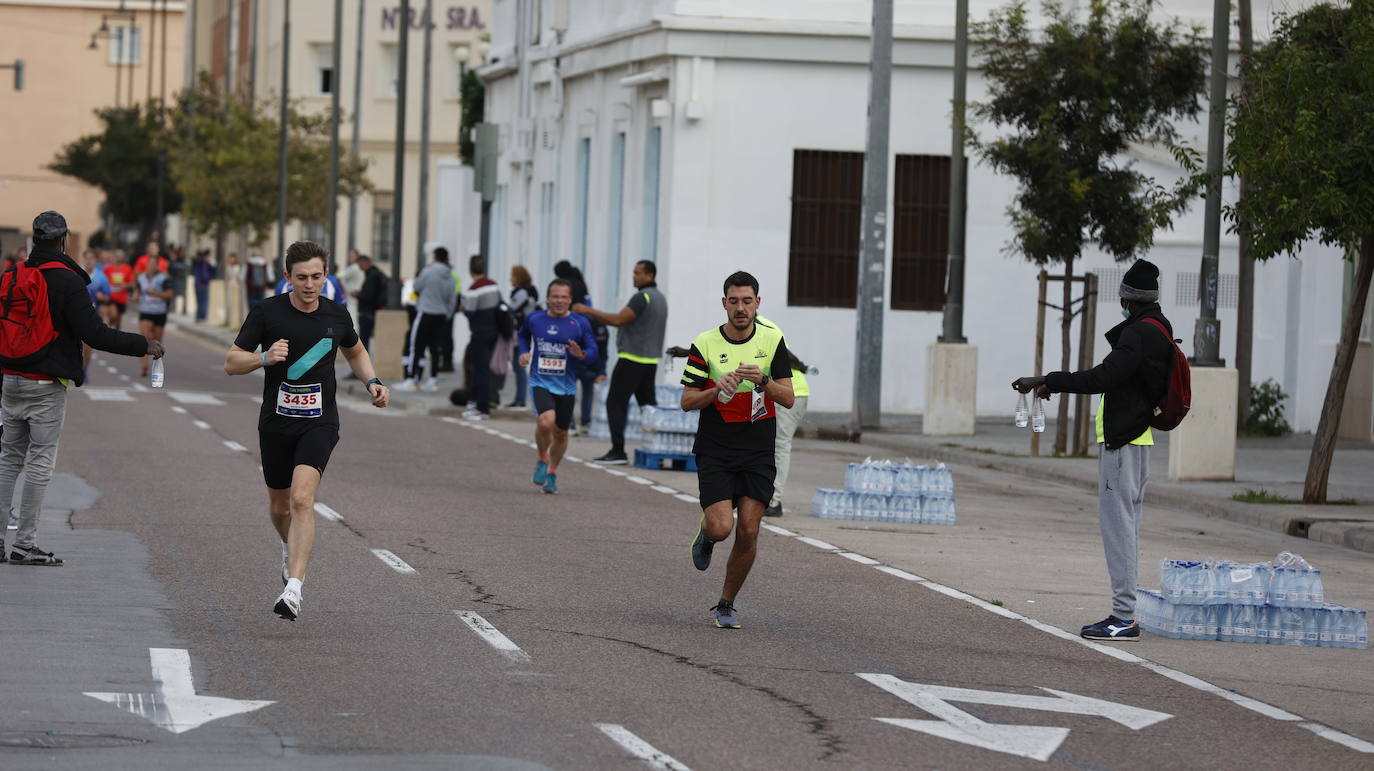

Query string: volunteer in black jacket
0 211 162 565
1013 259 1173 642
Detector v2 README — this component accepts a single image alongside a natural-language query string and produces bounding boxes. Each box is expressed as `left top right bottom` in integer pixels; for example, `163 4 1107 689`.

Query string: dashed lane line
370 549 417 575
313 503 344 522
626 476 654 485
595 724 690 771
223 441 249 453
454 611 532 663
1297 723 1374 754
192 420 211 430
838 552 881 566
651 485 677 495
170 406 187 414
674 494 698 504
795 536 837 551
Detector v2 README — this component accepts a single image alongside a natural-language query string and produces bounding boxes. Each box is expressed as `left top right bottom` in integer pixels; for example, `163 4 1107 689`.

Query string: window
606 132 627 306
787 150 863 307
314 44 335 95
110 25 142 65
573 138 591 267
787 150 953 309
642 126 661 260
380 44 399 98
890 155 952 311
372 193 394 263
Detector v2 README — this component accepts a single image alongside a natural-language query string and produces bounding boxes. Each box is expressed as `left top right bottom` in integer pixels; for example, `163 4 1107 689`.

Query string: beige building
188 0 489 282
0 0 185 256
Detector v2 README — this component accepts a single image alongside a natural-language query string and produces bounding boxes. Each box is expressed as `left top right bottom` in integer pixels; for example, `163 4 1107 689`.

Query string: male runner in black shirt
225 241 391 620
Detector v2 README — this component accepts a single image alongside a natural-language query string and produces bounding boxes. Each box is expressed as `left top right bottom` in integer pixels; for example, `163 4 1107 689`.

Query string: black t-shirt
233 293 359 435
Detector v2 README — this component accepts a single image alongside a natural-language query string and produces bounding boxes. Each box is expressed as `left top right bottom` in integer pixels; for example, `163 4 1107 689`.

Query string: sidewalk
169 313 1374 556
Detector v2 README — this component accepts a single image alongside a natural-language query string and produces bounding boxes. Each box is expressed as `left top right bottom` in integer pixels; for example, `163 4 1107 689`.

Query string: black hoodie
1045 304 1174 450
8 248 148 386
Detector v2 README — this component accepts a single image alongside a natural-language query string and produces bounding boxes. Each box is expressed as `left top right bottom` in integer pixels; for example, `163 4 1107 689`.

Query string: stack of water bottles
1136 551 1367 648
810 458 956 525
640 405 700 455
588 383 684 441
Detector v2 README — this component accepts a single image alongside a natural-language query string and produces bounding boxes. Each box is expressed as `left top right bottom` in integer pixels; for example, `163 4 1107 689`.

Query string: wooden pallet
634 448 698 472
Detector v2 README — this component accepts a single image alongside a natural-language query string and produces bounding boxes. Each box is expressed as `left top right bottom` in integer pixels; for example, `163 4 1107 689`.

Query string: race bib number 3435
276 382 323 418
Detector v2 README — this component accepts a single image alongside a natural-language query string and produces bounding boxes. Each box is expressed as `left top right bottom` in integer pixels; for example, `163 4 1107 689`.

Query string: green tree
459 68 485 166
971 0 1207 454
49 103 182 247
1227 2 1374 503
166 74 371 250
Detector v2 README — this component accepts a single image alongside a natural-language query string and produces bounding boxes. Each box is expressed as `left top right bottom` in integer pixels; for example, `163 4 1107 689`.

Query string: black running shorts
532 386 575 431
259 425 340 490
139 312 168 327
696 454 776 510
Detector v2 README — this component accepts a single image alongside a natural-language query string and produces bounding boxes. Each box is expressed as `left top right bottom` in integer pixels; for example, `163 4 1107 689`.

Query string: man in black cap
1012 259 1174 641
0 211 162 565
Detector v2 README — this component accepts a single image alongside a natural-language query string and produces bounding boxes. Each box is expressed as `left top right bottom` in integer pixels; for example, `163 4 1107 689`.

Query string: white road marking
192 420 211 430
85 648 273 734
454 611 532 663
796 536 837 551
1297 723 1374 754
105 366 118 374
674 494 698 504
566 455 583 463
168 391 226 405
839 552 881 565
223 441 248 453
651 485 677 494
119 375 131 381
860 673 1170 762
874 565 925 582
595 724 690 771
83 388 135 402
604 469 628 477
370 549 416 574
626 476 654 485
313 503 343 522
171 406 187 414
760 523 797 537
131 383 149 392
250 396 263 404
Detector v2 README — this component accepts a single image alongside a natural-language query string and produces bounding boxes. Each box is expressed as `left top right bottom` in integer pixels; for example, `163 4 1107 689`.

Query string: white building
478 0 1367 435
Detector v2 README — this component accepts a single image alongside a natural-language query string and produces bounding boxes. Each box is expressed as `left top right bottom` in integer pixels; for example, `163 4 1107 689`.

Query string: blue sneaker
1081 616 1139 641
690 522 714 571
542 473 558 495
532 460 549 485
712 600 741 629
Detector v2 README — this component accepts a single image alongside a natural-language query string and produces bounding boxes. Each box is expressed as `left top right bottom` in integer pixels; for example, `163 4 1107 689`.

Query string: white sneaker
463 410 490 421
280 554 289 587
273 587 301 620
396 380 418 392
423 378 439 393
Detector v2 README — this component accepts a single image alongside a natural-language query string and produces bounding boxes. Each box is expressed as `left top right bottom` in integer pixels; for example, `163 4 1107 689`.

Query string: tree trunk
1235 0 1256 428
1055 255 1074 455
1303 236 1374 503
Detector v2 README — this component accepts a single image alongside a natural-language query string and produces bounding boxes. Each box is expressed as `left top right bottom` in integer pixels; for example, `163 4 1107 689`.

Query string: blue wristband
261 351 268 367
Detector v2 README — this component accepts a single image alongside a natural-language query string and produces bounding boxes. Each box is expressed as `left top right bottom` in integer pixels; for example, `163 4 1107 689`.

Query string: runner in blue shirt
519 278 598 494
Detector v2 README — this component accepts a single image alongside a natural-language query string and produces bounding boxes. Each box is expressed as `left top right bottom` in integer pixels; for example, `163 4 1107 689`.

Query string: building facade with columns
476 0 1374 437
0 0 185 255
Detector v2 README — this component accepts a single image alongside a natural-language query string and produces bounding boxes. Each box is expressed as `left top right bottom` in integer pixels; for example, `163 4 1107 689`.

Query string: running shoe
593 450 628 465
764 504 783 517
9 546 63 566
690 523 714 571
542 473 558 495
532 460 549 485
423 378 439 393
1080 616 1139 641
712 600 742 629
274 587 301 621
464 411 491 421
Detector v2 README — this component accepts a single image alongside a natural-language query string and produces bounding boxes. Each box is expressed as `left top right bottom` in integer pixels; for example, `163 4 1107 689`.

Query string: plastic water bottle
150 357 164 389
1031 397 1046 433
1014 392 1029 428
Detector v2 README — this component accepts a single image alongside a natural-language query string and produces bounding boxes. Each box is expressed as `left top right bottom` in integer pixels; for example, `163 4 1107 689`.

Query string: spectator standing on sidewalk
1013 259 1173 643
352 255 386 354
459 256 502 419
0 212 163 566
245 250 271 310
168 246 189 315
191 249 215 321
506 265 540 408
342 249 365 322
575 260 668 465
400 247 458 392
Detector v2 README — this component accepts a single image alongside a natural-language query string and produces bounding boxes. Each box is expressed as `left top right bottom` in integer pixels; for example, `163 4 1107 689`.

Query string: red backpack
0 261 74 368
1141 317 1191 431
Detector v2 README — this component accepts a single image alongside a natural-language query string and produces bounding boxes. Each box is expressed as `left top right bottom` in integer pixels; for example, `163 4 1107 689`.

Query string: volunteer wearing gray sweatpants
0 377 68 556
1014 258 1174 642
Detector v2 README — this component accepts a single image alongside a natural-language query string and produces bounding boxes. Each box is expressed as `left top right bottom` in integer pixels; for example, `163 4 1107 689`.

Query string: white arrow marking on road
859 673 1171 762
313 503 343 522
455 611 531 662
85 648 273 734
223 441 248 453
596 724 691 771
371 548 417 574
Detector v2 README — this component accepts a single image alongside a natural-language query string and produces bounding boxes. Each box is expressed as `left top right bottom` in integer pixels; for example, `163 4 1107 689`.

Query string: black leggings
408 313 448 380
607 358 659 452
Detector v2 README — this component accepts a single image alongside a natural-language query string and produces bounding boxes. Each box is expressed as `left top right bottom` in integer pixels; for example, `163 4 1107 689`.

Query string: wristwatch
366 377 384 388
760 374 771 387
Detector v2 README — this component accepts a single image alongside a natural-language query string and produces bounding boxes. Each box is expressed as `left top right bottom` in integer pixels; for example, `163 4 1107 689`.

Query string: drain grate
0 732 149 749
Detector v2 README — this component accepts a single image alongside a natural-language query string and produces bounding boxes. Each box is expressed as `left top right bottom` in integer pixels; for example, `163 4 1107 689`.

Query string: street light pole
940 0 969 344
327 0 343 262
388 0 411 307
277 0 291 265
416 0 434 266
852 0 894 433
1194 0 1229 367
347 0 365 254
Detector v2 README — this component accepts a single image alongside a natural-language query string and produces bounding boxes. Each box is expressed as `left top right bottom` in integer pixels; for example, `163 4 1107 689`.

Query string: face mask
1121 309 1131 320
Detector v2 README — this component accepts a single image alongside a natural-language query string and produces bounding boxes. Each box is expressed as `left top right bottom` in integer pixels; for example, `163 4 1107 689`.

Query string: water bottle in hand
1015 392 1029 428
1031 397 1045 433
150 357 164 389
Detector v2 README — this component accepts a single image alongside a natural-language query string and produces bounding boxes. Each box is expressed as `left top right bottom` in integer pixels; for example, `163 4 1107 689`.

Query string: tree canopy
971 0 1208 264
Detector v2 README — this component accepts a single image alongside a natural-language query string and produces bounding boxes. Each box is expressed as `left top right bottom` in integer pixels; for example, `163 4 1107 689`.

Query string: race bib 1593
537 355 567 376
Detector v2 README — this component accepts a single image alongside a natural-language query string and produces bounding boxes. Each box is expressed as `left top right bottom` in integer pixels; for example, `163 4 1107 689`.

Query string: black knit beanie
1119 259 1160 303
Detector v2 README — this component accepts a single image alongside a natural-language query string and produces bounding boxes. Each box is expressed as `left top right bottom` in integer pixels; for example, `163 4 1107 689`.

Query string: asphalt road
0 326 1368 770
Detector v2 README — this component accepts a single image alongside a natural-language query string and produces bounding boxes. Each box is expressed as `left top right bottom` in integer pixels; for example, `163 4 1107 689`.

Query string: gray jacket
413 261 457 316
